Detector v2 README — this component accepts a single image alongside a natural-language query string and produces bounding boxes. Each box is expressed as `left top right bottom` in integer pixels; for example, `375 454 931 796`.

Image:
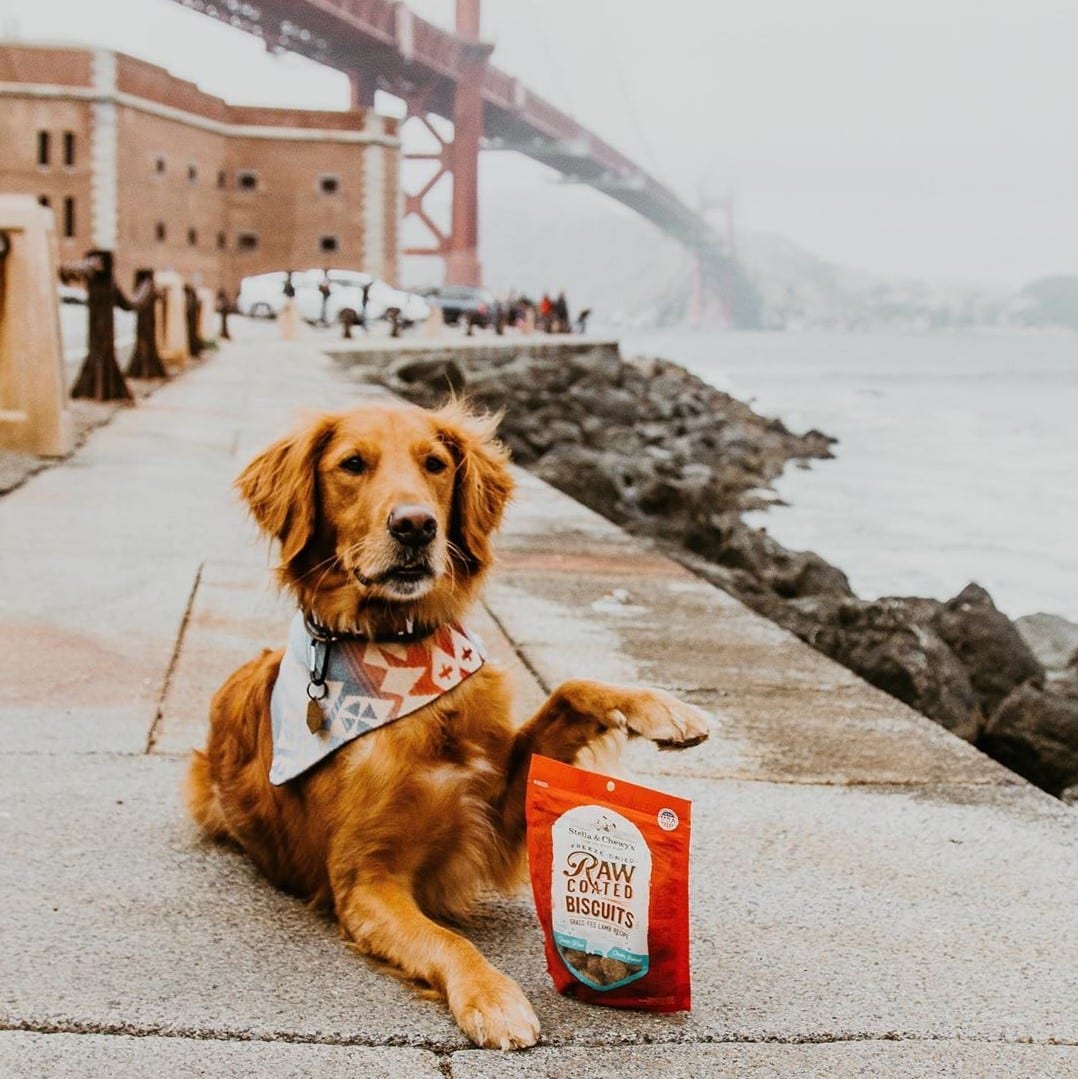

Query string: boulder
778 595 982 742
934 584 1044 717
708 522 853 600
389 357 464 400
533 444 623 511
981 683 1078 797
1015 612 1078 673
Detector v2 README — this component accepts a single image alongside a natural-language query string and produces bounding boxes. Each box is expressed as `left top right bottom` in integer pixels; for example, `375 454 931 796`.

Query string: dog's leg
335 875 540 1050
499 679 710 842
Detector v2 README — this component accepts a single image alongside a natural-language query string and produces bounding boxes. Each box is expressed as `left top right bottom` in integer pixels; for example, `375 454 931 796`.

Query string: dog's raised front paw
607 688 711 750
450 970 541 1050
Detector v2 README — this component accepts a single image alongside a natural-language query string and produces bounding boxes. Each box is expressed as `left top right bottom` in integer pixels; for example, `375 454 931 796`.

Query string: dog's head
237 400 514 632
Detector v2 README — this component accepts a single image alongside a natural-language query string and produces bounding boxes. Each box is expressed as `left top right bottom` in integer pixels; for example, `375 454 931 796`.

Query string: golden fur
187 400 708 1049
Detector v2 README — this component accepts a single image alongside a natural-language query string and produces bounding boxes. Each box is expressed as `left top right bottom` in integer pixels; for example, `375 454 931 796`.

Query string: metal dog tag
306 697 324 734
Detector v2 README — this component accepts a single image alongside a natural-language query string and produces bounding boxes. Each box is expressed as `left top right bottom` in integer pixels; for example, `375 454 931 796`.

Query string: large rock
981 683 1078 797
777 595 982 742
934 584 1044 717
1015 612 1078 673
390 357 465 398
533 444 623 511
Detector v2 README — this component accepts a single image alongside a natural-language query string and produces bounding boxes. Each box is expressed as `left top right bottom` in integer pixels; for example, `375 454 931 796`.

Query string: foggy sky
5 0 1077 286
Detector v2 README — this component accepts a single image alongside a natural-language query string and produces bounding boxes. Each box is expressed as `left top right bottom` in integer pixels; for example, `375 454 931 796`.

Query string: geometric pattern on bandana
269 612 487 786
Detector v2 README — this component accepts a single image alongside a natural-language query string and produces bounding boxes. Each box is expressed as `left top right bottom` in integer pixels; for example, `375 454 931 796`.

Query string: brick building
0 42 401 292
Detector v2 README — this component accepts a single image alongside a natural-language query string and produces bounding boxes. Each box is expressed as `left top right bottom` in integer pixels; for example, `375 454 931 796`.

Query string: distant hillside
739 232 1015 330
477 186 693 325
1016 276 1078 328
403 182 1076 331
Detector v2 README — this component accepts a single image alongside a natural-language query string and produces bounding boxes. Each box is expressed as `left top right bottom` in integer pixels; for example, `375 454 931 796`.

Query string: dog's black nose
388 504 437 548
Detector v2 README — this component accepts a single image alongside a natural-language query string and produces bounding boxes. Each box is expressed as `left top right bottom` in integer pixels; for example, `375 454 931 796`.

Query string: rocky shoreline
342 343 1078 802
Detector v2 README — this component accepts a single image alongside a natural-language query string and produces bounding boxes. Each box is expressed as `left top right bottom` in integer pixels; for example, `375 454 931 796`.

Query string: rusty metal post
70 250 132 402
184 285 203 360
217 289 231 340
125 268 166 379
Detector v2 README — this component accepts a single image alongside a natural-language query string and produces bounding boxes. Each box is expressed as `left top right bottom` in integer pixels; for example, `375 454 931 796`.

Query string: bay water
620 329 1078 622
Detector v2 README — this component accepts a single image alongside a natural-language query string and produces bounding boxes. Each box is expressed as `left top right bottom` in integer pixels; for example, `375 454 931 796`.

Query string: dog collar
268 611 487 786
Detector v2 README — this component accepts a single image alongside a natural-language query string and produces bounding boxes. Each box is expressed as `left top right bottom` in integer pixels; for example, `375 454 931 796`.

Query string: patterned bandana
269 612 487 786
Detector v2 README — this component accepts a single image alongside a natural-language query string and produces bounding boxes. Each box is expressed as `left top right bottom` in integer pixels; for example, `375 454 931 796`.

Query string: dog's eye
339 455 367 475
424 455 448 475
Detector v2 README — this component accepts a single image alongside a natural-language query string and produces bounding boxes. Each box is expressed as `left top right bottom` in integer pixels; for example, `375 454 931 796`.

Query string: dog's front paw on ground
607 688 711 750
450 972 541 1050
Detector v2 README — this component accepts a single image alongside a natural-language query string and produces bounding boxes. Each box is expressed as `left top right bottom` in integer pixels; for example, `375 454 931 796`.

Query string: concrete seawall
1 324 1075 1076
331 333 622 370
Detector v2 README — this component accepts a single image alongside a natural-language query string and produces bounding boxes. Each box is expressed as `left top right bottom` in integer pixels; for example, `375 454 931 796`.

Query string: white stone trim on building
363 138 387 280
0 80 401 148
90 49 118 251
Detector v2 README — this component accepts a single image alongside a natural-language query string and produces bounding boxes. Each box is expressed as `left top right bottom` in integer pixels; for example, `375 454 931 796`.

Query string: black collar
303 613 436 646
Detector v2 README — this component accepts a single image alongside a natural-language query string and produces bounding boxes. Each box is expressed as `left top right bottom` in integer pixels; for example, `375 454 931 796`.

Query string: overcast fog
4 0 1077 285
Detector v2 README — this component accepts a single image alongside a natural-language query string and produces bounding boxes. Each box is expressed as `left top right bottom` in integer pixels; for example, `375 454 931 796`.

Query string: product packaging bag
525 754 692 1012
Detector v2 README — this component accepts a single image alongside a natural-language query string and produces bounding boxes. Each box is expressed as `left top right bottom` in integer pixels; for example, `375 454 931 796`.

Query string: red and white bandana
269 613 487 785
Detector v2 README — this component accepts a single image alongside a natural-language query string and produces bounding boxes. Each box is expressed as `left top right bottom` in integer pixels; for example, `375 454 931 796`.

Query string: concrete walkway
1 324 1076 1078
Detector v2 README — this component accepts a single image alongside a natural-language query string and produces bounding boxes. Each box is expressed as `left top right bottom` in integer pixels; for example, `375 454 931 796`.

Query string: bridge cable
600 0 668 185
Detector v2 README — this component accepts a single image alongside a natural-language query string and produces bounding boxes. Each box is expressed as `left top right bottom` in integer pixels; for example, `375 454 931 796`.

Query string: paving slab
4 755 1075 1049
622 682 1015 787
0 1032 443 1079
151 560 292 756
0 554 200 753
450 1043 1078 1078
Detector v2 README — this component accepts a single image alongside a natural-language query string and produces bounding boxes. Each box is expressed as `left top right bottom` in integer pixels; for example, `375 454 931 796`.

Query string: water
619 328 1078 622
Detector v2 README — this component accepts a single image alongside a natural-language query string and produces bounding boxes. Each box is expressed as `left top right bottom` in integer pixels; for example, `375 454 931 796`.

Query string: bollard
197 286 216 345
69 249 133 402
153 271 188 367
125 268 166 379
216 289 231 341
424 304 445 338
0 196 73 456
184 286 203 360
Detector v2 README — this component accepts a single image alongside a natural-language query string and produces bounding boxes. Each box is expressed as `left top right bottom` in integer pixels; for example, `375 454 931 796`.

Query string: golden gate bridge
167 0 761 326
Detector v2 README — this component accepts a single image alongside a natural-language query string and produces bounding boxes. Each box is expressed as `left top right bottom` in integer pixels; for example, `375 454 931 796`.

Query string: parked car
319 275 429 327
58 283 88 305
235 271 291 319
422 285 495 328
236 269 428 326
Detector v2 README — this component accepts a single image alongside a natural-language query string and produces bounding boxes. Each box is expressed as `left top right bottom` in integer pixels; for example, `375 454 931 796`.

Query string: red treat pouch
525 754 692 1012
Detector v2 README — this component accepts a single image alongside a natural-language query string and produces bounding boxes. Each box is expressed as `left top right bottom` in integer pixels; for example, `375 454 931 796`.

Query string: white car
236 269 428 325
235 270 290 318
323 278 429 326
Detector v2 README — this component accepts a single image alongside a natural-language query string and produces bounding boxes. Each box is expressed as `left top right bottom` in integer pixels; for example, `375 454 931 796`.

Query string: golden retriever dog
186 400 708 1049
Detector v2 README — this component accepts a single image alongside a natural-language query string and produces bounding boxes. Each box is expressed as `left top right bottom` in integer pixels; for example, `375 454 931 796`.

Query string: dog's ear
435 401 515 571
236 414 338 567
